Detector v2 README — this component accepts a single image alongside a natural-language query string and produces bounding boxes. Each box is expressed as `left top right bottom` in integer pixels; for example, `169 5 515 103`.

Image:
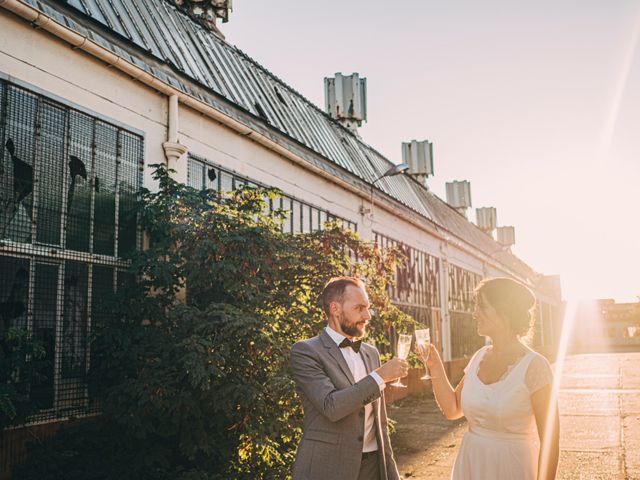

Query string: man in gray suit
291 276 408 480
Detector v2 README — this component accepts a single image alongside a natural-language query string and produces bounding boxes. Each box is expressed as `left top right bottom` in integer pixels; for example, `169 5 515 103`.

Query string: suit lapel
360 345 375 374
320 329 355 385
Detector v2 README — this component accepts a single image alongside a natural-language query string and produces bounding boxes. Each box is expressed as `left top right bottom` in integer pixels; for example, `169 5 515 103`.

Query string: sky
220 1 640 303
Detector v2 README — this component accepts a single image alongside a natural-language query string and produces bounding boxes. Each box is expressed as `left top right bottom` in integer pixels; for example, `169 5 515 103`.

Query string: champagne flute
391 334 412 387
414 328 432 380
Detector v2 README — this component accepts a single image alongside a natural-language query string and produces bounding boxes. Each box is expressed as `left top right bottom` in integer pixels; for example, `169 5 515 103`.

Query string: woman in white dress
418 277 559 480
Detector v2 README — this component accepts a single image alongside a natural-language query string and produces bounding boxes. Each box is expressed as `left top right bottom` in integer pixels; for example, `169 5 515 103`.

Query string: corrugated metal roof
26 0 538 280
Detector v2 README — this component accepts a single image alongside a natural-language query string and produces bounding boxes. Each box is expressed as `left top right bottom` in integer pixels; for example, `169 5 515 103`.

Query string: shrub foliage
15 165 415 479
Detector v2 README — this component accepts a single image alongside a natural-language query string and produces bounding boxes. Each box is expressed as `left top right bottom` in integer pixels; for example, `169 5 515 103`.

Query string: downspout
439 246 452 362
162 94 188 180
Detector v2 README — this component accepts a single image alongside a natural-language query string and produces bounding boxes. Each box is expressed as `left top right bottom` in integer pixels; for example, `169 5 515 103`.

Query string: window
187 155 357 233
447 264 481 313
373 232 442 350
0 79 143 423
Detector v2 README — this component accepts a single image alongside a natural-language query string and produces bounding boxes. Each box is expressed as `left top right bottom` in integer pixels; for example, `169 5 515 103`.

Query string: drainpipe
439 245 452 363
162 94 188 181
161 94 187 301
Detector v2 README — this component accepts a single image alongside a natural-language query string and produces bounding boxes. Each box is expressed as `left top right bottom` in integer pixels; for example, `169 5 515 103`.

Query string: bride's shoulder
465 345 490 370
474 345 491 357
524 351 554 393
476 344 492 356
528 350 553 369
524 347 551 364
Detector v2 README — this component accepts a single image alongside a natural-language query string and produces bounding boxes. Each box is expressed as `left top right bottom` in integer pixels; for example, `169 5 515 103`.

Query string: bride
418 277 559 479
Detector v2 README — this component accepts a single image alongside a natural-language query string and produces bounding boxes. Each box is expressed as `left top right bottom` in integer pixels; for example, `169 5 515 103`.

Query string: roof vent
496 226 516 248
445 180 472 217
324 73 367 135
168 1 232 36
402 140 434 187
476 207 497 233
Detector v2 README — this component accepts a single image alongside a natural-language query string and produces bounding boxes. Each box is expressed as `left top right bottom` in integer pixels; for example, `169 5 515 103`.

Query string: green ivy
15 164 416 480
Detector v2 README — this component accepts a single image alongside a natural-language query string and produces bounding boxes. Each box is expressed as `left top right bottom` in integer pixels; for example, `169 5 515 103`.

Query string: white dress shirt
325 326 385 453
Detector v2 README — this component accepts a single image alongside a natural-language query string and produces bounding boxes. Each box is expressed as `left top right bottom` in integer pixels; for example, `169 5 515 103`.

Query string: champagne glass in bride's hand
414 328 433 380
391 334 412 387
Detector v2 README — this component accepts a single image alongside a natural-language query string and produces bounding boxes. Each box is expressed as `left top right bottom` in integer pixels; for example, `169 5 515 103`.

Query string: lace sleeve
525 354 553 394
464 346 488 375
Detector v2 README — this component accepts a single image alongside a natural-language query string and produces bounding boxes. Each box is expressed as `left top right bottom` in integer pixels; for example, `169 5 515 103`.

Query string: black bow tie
339 338 362 353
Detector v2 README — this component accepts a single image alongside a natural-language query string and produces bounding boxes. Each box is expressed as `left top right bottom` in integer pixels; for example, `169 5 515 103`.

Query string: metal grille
373 232 442 349
0 79 143 424
450 310 484 360
447 264 484 359
447 264 481 313
542 303 555 346
532 300 551 347
373 233 440 309
187 155 357 233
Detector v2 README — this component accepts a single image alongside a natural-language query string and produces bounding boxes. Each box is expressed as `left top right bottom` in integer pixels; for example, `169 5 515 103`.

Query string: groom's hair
320 276 365 318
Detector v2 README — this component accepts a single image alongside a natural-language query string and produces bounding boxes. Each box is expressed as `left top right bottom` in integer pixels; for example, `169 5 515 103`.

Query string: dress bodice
461 346 539 440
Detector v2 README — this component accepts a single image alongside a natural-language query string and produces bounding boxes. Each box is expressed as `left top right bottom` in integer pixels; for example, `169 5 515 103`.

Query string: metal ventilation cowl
402 140 434 180
445 180 472 209
324 73 367 133
496 226 516 247
476 207 497 231
169 0 233 33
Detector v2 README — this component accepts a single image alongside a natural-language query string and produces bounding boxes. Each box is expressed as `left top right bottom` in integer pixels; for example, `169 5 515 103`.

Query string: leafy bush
0 327 48 428
15 164 415 479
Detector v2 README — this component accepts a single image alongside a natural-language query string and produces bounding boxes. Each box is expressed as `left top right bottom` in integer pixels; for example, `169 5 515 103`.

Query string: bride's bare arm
418 344 465 420
532 384 559 480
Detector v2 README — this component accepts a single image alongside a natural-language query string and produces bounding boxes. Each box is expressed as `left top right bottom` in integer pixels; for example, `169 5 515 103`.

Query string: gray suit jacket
290 329 400 480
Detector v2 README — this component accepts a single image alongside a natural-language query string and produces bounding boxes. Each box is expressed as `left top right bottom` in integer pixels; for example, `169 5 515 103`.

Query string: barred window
373 232 442 350
447 264 483 359
187 155 357 233
447 264 481 313
533 300 554 347
0 80 143 423
373 233 440 309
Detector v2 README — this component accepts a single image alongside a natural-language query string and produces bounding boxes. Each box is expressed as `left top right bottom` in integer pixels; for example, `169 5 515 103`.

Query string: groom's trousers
357 451 380 480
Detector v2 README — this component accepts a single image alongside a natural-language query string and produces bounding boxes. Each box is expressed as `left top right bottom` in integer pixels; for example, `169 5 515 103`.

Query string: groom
290 277 406 480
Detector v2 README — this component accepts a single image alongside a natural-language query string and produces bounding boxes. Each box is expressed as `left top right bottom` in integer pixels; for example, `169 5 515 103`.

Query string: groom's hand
375 358 409 383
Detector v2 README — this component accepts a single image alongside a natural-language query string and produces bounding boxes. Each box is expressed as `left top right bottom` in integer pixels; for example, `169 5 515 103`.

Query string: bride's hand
425 343 443 368
416 343 441 368
415 343 431 362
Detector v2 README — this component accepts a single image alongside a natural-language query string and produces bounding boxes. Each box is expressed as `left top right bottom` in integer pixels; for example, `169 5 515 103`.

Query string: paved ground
390 352 640 479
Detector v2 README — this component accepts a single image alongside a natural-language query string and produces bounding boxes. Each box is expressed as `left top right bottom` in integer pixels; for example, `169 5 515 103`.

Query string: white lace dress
451 346 553 480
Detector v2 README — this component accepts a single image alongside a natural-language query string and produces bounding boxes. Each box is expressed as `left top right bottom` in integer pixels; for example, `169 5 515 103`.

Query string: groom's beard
339 313 365 338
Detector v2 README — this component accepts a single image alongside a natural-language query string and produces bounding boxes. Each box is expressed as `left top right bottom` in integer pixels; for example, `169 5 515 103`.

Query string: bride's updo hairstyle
475 277 536 337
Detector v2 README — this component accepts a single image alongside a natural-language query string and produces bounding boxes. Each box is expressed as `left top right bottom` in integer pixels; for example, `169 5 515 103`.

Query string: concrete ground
390 352 640 479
